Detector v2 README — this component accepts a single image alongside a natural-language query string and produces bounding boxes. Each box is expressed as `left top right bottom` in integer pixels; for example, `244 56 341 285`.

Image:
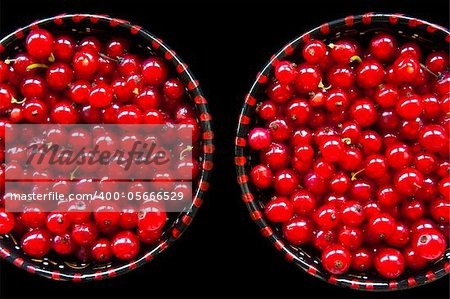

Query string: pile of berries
0 29 200 262
248 33 449 278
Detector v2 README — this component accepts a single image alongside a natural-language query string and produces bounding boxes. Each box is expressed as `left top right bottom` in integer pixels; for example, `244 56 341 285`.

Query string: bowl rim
0 13 214 282
234 12 450 291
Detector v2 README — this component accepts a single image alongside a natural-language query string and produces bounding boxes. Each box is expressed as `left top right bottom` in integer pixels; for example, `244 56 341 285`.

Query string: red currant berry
290 189 316 216
404 247 428 270
52 233 76 255
53 35 75 62
393 167 424 196
116 105 143 124
386 143 412 169
46 212 71 234
51 101 79 124
295 64 321 93
321 244 352 275
46 62 74 91
142 57 168 86
352 248 373 271
112 231 140 260
275 61 297 84
356 59 385 88
330 40 360 64
264 196 294 223
26 29 54 60
91 238 113 262
282 217 313 245
367 212 396 240
425 51 449 73
369 33 397 61
248 128 271 150
0 207 14 234
385 222 410 247
374 248 405 279
314 203 340 230
350 98 377 127
273 169 299 196
72 50 99 79
419 124 448 153
250 164 273 189
411 228 446 261
71 221 98 246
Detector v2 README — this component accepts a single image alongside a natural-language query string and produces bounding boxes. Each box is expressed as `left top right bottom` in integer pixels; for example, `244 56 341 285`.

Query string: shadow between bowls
235 13 450 291
0 14 214 281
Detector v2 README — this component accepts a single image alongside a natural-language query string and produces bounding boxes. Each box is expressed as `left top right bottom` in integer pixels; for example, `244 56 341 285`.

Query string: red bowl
0 14 214 281
235 13 449 291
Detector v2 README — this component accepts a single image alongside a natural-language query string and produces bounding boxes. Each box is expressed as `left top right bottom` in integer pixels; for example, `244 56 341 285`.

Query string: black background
0 0 449 298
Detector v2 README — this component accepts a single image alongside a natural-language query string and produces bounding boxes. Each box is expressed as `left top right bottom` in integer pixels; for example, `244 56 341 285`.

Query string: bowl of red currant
235 13 449 290
0 14 214 281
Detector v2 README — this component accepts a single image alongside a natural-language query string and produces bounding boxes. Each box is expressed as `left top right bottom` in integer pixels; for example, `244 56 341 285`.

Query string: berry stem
179 145 194 160
420 63 440 79
351 168 365 181
26 63 49 71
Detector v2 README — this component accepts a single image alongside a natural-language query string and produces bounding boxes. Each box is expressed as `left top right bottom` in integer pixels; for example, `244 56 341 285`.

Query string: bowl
235 13 449 291
0 14 214 281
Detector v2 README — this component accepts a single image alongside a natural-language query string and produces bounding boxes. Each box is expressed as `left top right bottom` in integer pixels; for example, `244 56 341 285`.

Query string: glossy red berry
26 29 54 60
46 62 74 91
350 98 377 127
374 248 405 279
51 101 79 124
112 231 140 260
142 57 168 86
52 233 76 255
273 169 299 196
425 51 449 74
46 212 71 234
419 124 448 153
364 154 387 179
396 94 423 120
369 33 397 61
303 40 327 64
275 61 297 84
264 196 294 222
282 217 313 245
321 244 352 275
248 128 271 150
89 83 113 108
53 35 75 62
72 50 99 79
404 247 428 270
314 203 340 230
327 65 355 88
24 99 49 123
411 228 447 261
21 229 52 258
385 222 410 248
393 167 424 196
352 248 373 271
295 64 321 93
367 212 396 240
138 202 166 232
340 200 364 227
267 82 294 103
330 40 359 64
250 164 273 189
71 221 98 246
0 207 14 234
286 98 311 125
320 136 345 162
91 238 113 262
116 105 143 124
356 59 385 88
